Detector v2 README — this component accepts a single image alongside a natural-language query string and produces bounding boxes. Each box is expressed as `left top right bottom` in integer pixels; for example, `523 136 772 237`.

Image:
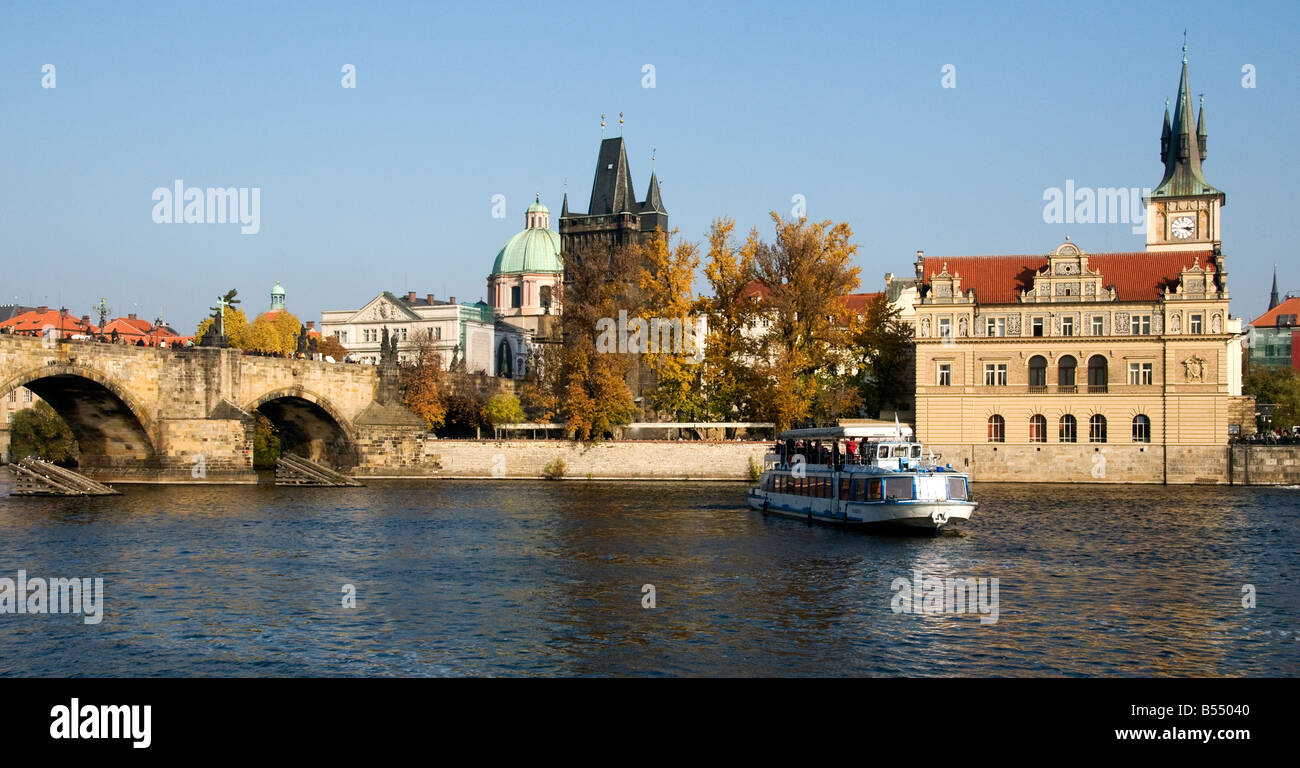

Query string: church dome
491 196 563 276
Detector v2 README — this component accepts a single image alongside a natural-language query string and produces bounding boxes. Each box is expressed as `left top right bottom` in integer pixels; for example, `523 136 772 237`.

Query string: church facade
911 54 1251 484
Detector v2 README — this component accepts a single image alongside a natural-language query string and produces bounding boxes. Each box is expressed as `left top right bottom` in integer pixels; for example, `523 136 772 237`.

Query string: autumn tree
636 230 705 420
195 307 251 349
247 311 302 356
517 344 562 422
317 334 347 360
700 218 761 420
749 213 862 429
555 240 638 440
400 337 447 430
484 393 526 438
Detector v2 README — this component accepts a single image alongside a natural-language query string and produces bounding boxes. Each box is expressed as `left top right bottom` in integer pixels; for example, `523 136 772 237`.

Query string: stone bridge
0 334 422 483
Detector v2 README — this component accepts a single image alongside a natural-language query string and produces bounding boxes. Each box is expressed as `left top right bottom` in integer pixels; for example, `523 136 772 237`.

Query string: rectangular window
1127 362 1153 385
946 477 968 501
1061 316 1074 337
984 363 1007 386
511 286 521 309
937 317 952 340
867 478 883 501
839 477 850 499
986 317 1005 337
937 363 952 386
1032 317 1044 337
1130 315 1151 335
883 477 914 500
1091 316 1104 336
23 390 32 403
338 331 348 344
7 391 14 403
1190 314 1203 334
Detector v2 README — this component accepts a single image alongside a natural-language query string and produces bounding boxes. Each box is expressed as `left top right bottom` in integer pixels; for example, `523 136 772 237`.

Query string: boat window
877 444 888 459
891 445 909 458
839 477 851 498
820 477 832 498
867 478 883 501
911 445 922 458
946 476 968 501
884 477 914 500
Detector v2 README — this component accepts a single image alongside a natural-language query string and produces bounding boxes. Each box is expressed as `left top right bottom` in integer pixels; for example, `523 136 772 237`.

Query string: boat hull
747 488 976 533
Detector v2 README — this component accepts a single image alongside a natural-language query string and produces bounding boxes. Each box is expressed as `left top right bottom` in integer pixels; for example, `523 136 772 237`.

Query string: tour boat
748 421 977 534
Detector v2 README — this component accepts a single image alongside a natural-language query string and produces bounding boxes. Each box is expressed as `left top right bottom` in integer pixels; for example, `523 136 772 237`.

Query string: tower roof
585 137 638 215
491 227 563 275
1152 56 1221 199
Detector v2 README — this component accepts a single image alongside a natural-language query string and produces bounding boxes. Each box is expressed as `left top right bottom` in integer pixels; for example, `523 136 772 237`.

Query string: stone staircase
275 454 364 487
7 457 122 496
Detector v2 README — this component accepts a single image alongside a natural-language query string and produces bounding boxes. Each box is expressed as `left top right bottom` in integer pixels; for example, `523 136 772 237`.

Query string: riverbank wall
349 437 1300 485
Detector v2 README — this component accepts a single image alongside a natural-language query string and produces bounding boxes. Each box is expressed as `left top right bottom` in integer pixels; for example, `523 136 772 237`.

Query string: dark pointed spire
643 170 665 214
1270 265 1281 310
1152 47 1220 198
586 137 637 215
561 191 569 217
1196 95 1207 162
1160 100 1171 161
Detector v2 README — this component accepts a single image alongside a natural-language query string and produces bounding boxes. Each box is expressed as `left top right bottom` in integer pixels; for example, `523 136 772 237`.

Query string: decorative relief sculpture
1114 312 1129 334
1211 313 1222 334
958 317 969 337
1169 314 1181 334
1182 355 1207 383
920 317 931 338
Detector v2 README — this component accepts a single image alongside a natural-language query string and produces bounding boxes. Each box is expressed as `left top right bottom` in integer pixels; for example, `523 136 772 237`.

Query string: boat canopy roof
778 422 914 440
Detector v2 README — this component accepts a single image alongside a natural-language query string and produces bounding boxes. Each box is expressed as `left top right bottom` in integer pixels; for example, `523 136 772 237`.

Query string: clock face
1172 216 1195 239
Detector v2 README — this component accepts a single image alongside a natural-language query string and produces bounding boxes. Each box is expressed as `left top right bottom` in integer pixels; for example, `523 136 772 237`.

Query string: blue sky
2 0 1297 332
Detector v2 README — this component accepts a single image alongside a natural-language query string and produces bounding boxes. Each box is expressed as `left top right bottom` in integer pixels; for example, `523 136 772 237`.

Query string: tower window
511 286 521 309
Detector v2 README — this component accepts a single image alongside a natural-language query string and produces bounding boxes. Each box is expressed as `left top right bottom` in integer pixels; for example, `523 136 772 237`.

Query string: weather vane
600 113 606 138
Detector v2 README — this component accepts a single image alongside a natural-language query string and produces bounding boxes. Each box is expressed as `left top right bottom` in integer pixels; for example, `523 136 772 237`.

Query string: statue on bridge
199 289 241 348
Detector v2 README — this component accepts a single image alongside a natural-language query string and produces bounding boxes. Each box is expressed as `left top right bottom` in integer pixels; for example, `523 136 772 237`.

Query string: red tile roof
0 309 97 335
843 292 885 313
922 251 1215 304
1251 296 1300 328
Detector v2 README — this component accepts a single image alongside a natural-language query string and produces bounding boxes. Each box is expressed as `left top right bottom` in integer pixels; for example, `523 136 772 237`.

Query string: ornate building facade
911 55 1250 483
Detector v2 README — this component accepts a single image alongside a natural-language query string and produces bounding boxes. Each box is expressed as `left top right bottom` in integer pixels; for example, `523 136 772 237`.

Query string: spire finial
535 190 540 203
652 147 656 171
1199 93 1205 108
600 113 606 138
1182 30 1188 63
619 111 624 135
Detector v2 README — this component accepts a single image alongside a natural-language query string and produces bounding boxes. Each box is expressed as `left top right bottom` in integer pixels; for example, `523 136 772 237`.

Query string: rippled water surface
0 476 1296 676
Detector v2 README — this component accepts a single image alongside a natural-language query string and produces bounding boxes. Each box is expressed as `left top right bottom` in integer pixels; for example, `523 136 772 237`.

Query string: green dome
527 201 549 214
270 282 285 296
491 227 562 275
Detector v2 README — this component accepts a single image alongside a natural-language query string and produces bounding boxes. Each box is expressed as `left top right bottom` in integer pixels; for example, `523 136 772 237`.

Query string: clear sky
2 0 1297 332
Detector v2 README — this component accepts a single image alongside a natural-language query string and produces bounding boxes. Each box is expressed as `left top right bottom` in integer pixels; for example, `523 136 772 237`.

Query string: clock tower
1144 46 1224 254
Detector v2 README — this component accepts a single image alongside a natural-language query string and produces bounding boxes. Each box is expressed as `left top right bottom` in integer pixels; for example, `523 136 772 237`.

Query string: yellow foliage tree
248 311 303 356
400 339 447 430
194 307 252 349
636 230 704 419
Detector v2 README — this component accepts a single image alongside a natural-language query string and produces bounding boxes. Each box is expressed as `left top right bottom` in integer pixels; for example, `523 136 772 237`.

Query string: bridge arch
242 388 358 469
0 364 157 469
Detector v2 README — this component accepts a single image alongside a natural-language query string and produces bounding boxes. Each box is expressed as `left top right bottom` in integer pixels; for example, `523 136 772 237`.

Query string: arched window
1088 355 1108 392
497 340 513 378
510 285 522 309
539 285 553 309
987 415 1005 443
1059 414 1077 443
1058 355 1077 388
1028 355 1047 389
1029 414 1047 443
1132 414 1151 443
1089 414 1108 443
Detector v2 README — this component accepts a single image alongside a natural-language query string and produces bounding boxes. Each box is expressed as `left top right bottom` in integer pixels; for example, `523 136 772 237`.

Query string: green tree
1244 367 1300 430
484 393 526 430
8 401 79 465
850 293 915 418
252 412 281 469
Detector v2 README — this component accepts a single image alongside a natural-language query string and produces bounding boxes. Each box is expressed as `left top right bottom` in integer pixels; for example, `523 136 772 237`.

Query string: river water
0 477 1295 676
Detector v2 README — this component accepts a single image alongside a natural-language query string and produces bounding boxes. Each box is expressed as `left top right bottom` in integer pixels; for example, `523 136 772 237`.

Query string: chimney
426 294 435 305
37 306 48 313
449 296 456 305
128 313 137 320
306 321 315 330
80 315 90 325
